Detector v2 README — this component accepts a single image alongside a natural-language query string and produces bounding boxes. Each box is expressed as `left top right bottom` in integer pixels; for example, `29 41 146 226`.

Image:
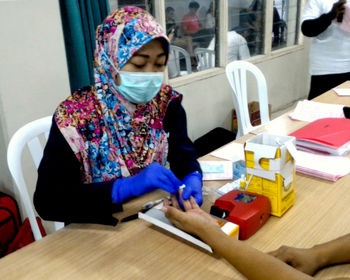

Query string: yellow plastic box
244 134 296 217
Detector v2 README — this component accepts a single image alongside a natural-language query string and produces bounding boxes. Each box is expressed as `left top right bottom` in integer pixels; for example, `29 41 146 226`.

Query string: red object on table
210 190 271 240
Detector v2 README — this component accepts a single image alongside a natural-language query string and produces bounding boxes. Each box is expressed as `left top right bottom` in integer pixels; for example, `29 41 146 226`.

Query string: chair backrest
168 45 192 78
7 116 64 241
225 60 270 138
194 48 215 71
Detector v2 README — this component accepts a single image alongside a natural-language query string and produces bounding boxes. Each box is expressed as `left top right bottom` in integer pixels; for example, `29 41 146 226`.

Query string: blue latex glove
181 172 203 206
111 162 182 204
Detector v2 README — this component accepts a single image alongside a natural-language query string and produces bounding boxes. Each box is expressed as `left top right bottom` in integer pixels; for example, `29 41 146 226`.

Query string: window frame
115 0 304 86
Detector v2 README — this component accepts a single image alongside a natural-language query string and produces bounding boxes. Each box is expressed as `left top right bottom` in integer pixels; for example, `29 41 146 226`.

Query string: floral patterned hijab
54 6 181 183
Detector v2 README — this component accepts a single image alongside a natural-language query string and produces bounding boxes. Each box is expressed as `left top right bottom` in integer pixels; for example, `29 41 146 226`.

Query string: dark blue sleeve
34 118 121 226
164 98 202 180
301 12 334 37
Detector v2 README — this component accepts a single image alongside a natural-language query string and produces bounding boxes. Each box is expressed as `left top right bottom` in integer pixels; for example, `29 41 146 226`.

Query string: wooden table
1 84 350 279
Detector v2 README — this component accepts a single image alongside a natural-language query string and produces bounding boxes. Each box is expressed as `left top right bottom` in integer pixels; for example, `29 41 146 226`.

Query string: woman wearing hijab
34 6 202 226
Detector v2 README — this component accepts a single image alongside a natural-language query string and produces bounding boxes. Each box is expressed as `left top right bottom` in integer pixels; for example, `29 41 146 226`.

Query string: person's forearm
34 178 118 225
311 233 350 269
199 227 313 280
301 12 334 37
165 98 201 179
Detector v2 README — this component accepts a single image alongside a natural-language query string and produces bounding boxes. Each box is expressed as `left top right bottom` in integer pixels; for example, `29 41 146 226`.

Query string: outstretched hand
162 194 218 237
269 245 320 276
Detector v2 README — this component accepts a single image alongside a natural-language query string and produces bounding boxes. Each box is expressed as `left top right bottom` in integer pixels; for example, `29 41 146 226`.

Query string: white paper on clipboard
209 142 245 162
334 88 350 96
139 207 213 253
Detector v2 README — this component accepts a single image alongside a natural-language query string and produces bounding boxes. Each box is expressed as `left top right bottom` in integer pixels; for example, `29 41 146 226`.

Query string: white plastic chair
7 116 64 241
194 48 215 71
168 45 192 78
225 61 270 138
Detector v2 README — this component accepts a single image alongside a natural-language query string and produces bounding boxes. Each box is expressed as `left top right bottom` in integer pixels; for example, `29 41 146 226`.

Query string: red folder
289 118 350 156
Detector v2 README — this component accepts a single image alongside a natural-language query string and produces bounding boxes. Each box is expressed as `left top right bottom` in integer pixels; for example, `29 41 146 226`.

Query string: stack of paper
296 150 350 181
289 100 345 122
334 88 350 96
290 118 350 156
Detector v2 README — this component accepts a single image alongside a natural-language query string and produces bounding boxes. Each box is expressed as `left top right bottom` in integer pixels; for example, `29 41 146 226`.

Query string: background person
166 6 196 67
182 1 214 48
204 2 215 29
236 8 260 55
182 1 202 36
208 30 250 63
272 4 287 48
34 6 202 226
302 0 350 99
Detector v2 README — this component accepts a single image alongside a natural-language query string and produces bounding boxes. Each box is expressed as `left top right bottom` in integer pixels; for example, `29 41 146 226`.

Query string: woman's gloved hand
111 162 182 204
181 172 203 206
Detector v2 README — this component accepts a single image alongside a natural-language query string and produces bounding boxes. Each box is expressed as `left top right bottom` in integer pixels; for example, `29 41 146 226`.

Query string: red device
210 190 271 240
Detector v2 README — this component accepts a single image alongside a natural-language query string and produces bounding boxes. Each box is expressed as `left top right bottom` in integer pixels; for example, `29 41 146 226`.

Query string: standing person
205 2 215 29
182 1 213 47
165 6 195 66
208 30 250 63
34 6 202 226
302 0 350 100
182 1 202 36
237 1 263 56
272 5 286 47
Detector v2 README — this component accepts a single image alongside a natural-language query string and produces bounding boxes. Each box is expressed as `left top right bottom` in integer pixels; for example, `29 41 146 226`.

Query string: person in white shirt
208 30 250 63
204 2 215 29
302 0 350 99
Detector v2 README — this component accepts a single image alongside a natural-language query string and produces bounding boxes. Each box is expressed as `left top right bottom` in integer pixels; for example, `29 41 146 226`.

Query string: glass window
109 0 152 13
105 0 303 80
165 0 217 78
228 0 265 59
272 0 301 50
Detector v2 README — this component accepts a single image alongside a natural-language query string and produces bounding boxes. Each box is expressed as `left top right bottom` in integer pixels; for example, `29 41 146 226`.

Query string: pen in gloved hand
121 197 171 223
121 185 186 223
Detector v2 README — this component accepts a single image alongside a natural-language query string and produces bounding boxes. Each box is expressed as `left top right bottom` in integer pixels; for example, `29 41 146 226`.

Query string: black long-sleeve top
34 98 201 226
301 11 334 37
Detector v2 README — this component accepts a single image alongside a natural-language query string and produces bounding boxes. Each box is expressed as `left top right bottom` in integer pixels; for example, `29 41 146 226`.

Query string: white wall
0 1 70 137
0 0 70 225
0 0 310 223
